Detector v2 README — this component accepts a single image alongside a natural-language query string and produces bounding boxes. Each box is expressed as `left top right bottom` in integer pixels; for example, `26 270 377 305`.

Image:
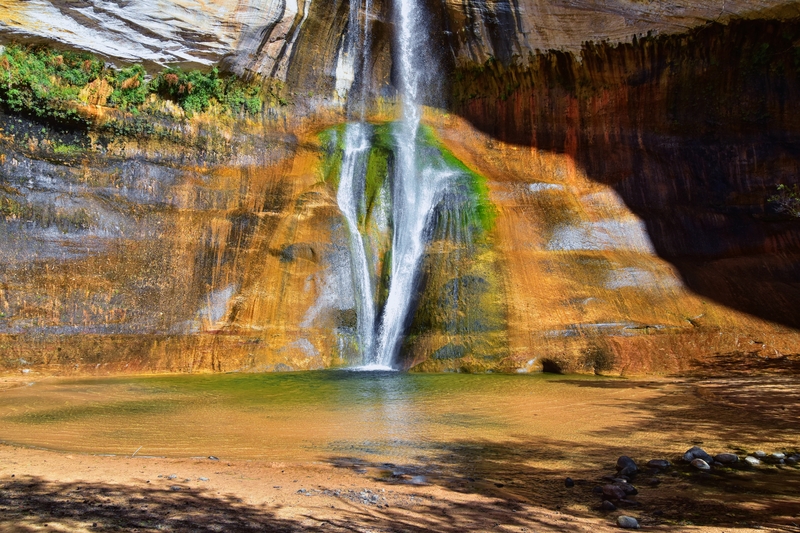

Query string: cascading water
338 0 453 369
336 0 379 367
373 0 456 368
337 123 376 362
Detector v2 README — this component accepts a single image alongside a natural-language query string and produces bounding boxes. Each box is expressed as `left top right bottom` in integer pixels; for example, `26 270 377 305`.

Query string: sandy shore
1 353 799 532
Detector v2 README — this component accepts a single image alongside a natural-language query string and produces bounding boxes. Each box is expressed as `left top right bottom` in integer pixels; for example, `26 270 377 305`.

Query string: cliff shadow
449 17 800 329
326 358 800 530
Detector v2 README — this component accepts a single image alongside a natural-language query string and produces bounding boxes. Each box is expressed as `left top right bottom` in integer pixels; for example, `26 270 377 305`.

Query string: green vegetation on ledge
0 44 287 129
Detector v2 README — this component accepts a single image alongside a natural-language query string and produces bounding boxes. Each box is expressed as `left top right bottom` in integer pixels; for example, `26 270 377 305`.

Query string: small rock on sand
646 459 670 470
616 456 638 477
691 458 711 471
602 485 627 500
565 477 575 488
744 456 761 466
617 515 640 529
714 453 739 464
684 446 712 463
600 500 616 511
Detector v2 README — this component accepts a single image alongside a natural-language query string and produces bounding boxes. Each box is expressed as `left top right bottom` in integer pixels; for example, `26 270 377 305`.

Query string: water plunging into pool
337 0 452 369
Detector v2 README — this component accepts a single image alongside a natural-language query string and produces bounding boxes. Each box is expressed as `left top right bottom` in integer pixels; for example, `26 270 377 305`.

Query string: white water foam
348 363 397 372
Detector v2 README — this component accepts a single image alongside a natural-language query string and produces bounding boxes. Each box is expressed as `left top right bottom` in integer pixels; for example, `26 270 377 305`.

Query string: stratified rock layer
1 3 800 375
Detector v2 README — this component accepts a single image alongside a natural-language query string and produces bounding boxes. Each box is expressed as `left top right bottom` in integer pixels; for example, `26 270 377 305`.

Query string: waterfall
373 0 453 367
336 0 378 366
337 123 376 363
338 0 451 369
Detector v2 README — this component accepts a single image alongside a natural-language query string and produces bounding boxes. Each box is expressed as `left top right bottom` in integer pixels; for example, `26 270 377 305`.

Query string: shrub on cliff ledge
0 45 102 125
770 184 800 218
0 44 276 128
150 67 223 115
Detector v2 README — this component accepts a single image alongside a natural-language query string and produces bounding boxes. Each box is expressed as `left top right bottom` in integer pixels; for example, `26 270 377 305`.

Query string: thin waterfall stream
336 0 452 369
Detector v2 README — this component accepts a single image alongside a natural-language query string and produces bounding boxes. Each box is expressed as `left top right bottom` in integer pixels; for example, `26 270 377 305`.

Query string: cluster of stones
565 455 654 529
683 445 800 471
575 446 800 529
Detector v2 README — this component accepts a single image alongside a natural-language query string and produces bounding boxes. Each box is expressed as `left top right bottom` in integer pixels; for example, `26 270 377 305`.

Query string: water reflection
0 371 603 462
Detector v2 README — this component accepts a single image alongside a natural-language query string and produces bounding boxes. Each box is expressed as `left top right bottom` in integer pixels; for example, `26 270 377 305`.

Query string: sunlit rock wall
2 1 800 376
2 0 796 95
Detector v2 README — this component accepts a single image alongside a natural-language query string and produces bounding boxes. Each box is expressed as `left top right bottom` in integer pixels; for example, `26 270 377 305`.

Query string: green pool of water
0 370 614 462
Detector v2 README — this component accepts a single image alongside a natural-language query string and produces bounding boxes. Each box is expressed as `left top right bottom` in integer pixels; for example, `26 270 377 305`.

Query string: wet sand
1 352 799 532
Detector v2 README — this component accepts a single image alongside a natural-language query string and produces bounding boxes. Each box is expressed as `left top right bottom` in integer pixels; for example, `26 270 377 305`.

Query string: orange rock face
2 8 800 376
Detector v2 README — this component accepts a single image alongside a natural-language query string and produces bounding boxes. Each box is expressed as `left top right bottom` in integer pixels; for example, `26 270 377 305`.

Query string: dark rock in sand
691 458 711 471
648 477 661 486
714 453 739 464
565 477 575 488
619 499 641 507
619 484 638 496
593 486 604 494
684 446 712 463
602 484 627 500
617 515 640 529
616 456 638 477
600 500 617 511
647 459 670 470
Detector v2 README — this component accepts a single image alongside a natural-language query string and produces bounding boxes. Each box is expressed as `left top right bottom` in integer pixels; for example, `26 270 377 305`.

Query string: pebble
565 477 575 488
683 446 713 463
198 477 209 482
170 486 181 491
167 474 177 479
646 459 670 470
786 456 798 466
648 477 661 486
744 456 761 466
617 515 640 529
208 456 219 461
714 453 739 464
600 500 616 511
690 458 711 471
754 450 767 458
619 484 638 496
